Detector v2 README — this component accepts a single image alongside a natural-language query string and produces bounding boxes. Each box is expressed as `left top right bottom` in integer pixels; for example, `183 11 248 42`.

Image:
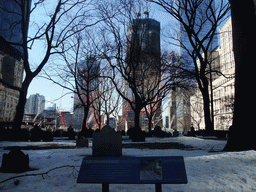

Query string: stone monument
76 136 89 147
92 125 122 157
1 147 29 173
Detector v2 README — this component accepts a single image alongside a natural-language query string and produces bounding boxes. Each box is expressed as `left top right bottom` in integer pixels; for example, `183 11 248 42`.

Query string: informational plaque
77 156 187 184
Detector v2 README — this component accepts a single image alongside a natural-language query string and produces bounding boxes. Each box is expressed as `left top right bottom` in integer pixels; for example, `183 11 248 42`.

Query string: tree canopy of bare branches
0 0 101 133
92 0 191 131
151 0 230 134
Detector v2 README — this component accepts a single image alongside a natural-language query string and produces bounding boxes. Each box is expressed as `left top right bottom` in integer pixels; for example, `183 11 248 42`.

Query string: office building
190 17 235 131
25 93 45 115
73 56 100 131
0 0 31 121
169 0 218 132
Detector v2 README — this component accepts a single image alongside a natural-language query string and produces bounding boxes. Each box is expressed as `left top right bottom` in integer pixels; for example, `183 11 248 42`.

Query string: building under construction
122 13 162 132
72 56 100 131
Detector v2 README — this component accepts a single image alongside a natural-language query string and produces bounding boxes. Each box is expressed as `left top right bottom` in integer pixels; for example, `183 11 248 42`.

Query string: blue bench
77 156 187 192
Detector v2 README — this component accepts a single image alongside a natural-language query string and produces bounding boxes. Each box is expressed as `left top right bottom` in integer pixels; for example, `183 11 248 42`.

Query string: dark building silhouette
0 0 31 122
123 14 162 131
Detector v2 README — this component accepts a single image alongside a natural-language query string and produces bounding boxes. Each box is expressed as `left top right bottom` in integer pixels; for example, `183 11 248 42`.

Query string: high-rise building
123 14 162 131
190 17 235 131
0 0 31 122
169 0 219 132
73 56 100 131
25 93 45 115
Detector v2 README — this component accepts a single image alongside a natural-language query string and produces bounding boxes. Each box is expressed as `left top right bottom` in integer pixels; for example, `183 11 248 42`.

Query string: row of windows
213 94 234 114
0 111 15 116
213 77 234 90
213 83 235 98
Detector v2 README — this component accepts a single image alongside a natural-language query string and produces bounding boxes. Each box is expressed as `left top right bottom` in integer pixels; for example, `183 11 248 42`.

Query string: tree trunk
12 76 31 132
201 82 214 135
148 117 153 135
106 113 110 126
224 0 256 151
134 108 141 129
81 107 89 131
12 89 27 131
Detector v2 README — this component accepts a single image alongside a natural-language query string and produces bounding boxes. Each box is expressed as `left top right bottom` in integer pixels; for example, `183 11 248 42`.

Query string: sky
27 1 176 114
1 136 256 191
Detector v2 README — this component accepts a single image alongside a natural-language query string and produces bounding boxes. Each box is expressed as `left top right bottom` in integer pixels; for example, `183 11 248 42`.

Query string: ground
0 136 256 191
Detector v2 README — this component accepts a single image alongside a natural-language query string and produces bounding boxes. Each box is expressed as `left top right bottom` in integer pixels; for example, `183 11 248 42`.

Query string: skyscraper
169 0 219 132
123 13 162 131
73 56 100 131
0 0 31 122
25 93 45 115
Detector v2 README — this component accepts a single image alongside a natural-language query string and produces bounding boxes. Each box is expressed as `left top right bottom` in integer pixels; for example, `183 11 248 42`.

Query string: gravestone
76 136 89 147
1 147 29 173
128 127 145 142
42 130 53 141
30 125 42 141
173 130 179 137
93 125 122 157
68 126 76 140
153 126 166 138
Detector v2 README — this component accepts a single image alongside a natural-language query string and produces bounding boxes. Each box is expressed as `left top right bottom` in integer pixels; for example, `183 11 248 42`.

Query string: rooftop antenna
134 0 141 18
144 7 149 18
143 1 152 18
137 9 141 18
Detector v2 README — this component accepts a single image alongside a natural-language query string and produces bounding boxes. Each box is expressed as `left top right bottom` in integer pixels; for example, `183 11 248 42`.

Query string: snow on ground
0 136 256 192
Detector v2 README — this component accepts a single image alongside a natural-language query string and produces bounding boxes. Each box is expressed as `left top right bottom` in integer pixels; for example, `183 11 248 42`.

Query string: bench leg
102 183 109 192
155 183 162 192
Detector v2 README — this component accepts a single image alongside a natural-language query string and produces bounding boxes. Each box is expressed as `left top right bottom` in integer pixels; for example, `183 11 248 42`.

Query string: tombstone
76 136 89 147
173 130 179 137
93 125 122 157
42 130 53 142
127 127 145 142
30 125 42 141
78 127 94 139
1 147 29 173
153 126 166 138
68 126 76 140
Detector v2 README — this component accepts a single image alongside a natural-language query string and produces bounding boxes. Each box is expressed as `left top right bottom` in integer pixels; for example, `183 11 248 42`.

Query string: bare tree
45 28 103 131
93 0 189 137
0 0 99 134
91 70 122 129
223 0 256 151
151 0 230 135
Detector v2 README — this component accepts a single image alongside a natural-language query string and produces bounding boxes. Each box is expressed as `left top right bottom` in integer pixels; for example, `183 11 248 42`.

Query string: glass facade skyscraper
169 0 219 132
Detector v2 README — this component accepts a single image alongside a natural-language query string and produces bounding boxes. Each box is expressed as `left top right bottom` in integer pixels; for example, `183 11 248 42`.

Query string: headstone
153 126 166 138
30 125 42 141
173 130 179 137
68 126 76 140
76 136 89 147
1 147 29 173
127 127 146 142
42 130 53 141
93 125 122 157
78 128 94 139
